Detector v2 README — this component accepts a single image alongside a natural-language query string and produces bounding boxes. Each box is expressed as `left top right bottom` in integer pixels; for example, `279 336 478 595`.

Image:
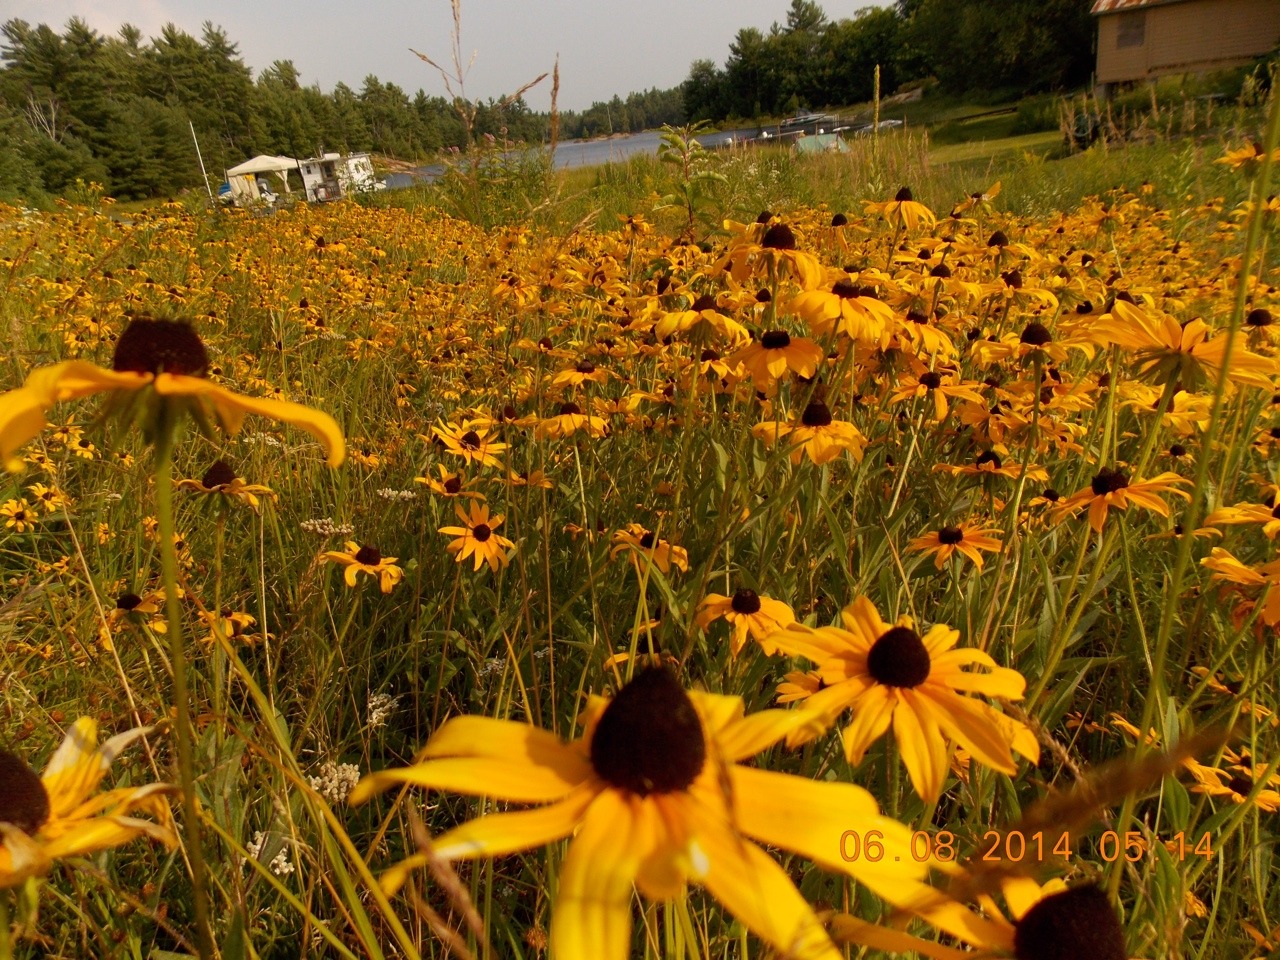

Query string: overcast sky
8 0 892 111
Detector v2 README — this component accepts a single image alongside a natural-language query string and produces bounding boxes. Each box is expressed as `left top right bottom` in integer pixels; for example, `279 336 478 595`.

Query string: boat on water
775 112 840 137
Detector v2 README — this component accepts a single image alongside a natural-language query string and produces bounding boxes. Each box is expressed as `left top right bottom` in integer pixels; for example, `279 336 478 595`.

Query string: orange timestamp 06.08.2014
838 828 1216 864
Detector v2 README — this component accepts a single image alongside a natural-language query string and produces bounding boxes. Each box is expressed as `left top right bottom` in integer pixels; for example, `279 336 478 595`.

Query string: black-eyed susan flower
889 369 986 422
694 588 796 656
726 330 824 391
1 498 36 532
933 448 1049 482
176 459 275 510
414 465 486 500
26 482 69 514
716 220 825 289
534 402 610 440
768 596 1037 801
550 358 611 392
321 541 405 593
788 274 896 348
865 186 936 232
0 316 344 472
751 398 867 465
1 718 176 888
1051 467 1190 533
1202 496 1280 538
653 293 750 343
907 521 1004 570
610 524 688 575
833 877 1127 960
350 667 926 960
1186 758 1280 811
431 420 508 468
438 501 514 572
1096 300 1276 389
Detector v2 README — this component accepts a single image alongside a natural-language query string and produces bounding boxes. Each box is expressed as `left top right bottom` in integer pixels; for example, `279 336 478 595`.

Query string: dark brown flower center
976 450 1002 469
761 223 796 250
0 748 51 835
444 476 462 494
1091 467 1129 496
1001 269 1023 289
831 279 858 299
691 294 718 312
867 626 931 688
112 317 210 376
801 399 834 427
589 667 706 796
1247 308 1273 327
700 348 721 362
761 330 792 350
1228 773 1255 795
1042 487 1061 502
1013 885 1126 960
831 213 848 227
472 523 492 542
987 230 1009 247
558 402 582 416
1169 443 1187 458
116 592 143 610
355 546 382 565
937 526 965 545
731 588 762 614
919 371 943 389
575 359 596 374
638 531 657 549
201 460 238 489
1020 322 1053 346
459 430 482 450
894 186 914 202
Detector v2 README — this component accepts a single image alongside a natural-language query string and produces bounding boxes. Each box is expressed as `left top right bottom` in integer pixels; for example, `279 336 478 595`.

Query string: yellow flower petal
728 765 923 888
687 800 842 960
839 684 897 764
41 718 107 818
894 690 949 800
351 755 586 805
153 375 345 467
552 789 648 960
432 785 597 861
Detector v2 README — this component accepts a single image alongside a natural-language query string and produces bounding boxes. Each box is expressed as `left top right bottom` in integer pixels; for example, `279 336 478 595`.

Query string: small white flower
308 761 361 805
367 692 399 731
270 849 295 876
246 830 266 860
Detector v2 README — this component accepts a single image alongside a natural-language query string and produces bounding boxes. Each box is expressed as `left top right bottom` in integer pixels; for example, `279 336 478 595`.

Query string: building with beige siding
1092 0 1280 93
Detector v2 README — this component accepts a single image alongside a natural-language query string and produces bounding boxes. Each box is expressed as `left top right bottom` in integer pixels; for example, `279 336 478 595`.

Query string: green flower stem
0 893 11 960
153 423 215 960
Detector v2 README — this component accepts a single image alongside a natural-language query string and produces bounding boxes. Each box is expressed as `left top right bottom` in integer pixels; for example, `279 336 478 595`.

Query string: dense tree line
683 0 1094 122
0 2 1097 201
0 18 555 200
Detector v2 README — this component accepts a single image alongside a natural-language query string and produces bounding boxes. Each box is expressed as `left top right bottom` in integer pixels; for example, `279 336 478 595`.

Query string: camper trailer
298 153 383 202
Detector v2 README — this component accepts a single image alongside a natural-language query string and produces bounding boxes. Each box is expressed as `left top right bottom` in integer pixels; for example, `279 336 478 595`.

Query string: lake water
388 127 764 187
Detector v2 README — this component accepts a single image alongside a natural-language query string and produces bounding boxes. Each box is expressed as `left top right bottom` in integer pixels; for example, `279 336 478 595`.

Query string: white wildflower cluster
479 657 506 679
246 830 266 859
270 849 295 876
367 692 399 731
308 761 361 804
375 487 417 502
300 517 355 537
245 432 282 447
318 330 346 341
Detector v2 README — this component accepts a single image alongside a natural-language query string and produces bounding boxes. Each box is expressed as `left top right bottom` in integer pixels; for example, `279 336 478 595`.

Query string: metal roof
1091 0 1194 13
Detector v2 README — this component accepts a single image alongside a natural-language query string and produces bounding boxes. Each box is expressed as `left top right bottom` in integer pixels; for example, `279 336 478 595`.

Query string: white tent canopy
226 155 298 176
225 155 298 204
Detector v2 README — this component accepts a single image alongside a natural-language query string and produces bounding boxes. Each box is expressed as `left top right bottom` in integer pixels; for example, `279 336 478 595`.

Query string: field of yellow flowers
2 126 1280 960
